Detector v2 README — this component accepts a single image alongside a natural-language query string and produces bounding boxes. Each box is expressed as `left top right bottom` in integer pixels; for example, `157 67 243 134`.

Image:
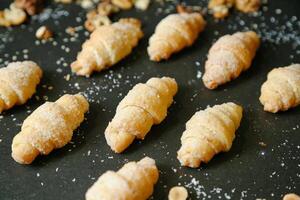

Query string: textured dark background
0 0 299 199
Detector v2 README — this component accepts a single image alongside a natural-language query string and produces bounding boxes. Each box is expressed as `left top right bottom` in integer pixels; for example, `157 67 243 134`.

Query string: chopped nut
66 26 76 36
258 141 267 147
111 0 133 10
14 0 44 15
54 0 73 3
168 186 188 200
208 0 234 19
235 0 260 13
134 0 150 10
97 1 119 16
84 10 111 32
36 26 53 40
80 0 94 9
0 3 27 27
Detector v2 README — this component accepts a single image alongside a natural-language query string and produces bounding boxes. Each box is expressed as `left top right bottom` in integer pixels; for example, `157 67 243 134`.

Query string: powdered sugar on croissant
0 61 42 113
202 31 260 89
71 18 143 77
85 157 159 200
259 64 300 113
11 94 89 164
105 77 178 153
148 12 206 62
177 102 243 168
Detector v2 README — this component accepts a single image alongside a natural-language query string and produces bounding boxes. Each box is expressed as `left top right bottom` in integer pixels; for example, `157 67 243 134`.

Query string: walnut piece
208 0 234 19
134 0 150 10
97 1 119 16
235 0 260 13
54 0 73 3
36 26 53 40
111 0 133 10
14 0 44 15
84 10 111 32
168 186 188 200
0 3 27 27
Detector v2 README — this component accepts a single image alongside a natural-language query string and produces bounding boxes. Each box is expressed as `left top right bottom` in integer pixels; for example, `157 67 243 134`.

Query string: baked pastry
11 94 89 164
177 102 243 168
71 18 143 77
202 31 260 89
105 77 178 153
283 193 300 200
0 61 42 113
259 64 300 113
85 157 159 200
147 12 206 62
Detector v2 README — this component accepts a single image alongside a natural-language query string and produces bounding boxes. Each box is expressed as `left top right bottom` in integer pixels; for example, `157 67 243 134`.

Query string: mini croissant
105 77 178 153
259 64 300 113
202 31 260 89
71 18 143 77
11 94 89 164
177 102 243 168
0 61 42 113
148 12 206 62
86 157 159 200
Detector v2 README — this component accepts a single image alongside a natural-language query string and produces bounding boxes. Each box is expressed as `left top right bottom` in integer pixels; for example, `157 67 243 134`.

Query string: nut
168 186 188 200
235 0 260 13
85 10 111 32
14 0 44 15
66 26 76 36
283 193 300 200
111 0 133 10
35 26 53 40
208 0 234 19
97 1 119 16
54 0 73 3
134 0 150 10
0 3 27 27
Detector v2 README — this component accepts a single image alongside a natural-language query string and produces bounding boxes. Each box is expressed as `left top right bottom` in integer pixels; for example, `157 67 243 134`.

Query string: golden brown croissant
85 157 159 200
177 102 243 168
105 77 178 153
71 18 143 77
11 94 89 164
259 64 300 113
202 31 260 89
147 12 206 62
0 61 42 113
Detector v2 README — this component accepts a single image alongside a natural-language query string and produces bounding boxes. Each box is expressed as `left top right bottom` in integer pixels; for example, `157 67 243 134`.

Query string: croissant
85 157 159 200
11 94 89 164
0 61 42 113
202 31 260 89
259 64 300 113
147 12 206 62
71 18 143 77
105 77 178 153
177 102 243 168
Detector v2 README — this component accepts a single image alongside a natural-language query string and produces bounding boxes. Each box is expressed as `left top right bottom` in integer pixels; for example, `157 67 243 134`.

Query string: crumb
235 0 261 13
65 26 76 36
97 1 119 16
35 26 53 40
208 0 234 19
84 9 111 32
134 0 150 10
259 141 267 147
14 0 44 15
0 3 27 27
111 0 133 10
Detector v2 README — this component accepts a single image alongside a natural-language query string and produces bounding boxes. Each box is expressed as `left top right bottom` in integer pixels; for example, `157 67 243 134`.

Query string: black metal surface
0 0 300 199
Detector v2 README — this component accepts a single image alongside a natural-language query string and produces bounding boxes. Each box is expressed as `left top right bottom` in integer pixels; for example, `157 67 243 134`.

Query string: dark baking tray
0 0 299 199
